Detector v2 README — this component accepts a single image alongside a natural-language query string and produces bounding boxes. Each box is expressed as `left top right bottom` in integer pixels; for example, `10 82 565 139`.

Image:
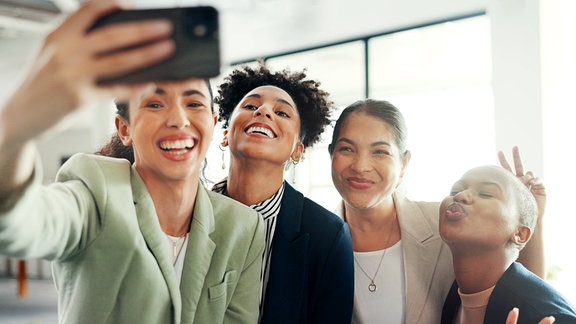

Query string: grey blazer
0 153 265 324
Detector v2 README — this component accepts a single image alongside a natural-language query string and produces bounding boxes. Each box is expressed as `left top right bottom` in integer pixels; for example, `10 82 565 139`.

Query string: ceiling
0 0 488 65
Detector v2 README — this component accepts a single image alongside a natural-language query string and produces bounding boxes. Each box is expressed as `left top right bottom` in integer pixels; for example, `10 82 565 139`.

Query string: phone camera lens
194 24 207 37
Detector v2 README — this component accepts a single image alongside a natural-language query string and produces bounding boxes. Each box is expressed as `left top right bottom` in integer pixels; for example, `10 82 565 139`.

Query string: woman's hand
507 307 555 324
0 0 175 203
1 0 175 147
498 146 546 221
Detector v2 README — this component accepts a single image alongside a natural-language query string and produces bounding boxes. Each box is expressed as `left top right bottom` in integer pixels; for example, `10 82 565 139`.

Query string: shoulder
206 187 262 230
283 184 349 246
281 183 346 229
395 192 440 220
492 263 576 321
394 193 442 238
56 153 131 183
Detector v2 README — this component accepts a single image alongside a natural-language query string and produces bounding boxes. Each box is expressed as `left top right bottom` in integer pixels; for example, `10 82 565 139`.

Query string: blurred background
0 0 574 315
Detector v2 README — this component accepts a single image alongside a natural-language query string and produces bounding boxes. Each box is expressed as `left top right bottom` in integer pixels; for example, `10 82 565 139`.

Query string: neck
226 158 285 206
450 246 517 294
344 199 400 252
138 171 198 237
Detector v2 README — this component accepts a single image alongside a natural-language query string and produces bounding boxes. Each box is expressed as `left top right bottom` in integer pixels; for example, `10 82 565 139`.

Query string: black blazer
260 182 354 324
441 262 576 324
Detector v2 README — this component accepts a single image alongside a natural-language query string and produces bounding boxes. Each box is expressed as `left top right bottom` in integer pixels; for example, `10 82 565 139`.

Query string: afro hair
214 61 333 148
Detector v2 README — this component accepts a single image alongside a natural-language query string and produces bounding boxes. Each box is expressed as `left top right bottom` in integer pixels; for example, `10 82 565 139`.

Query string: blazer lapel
131 168 182 323
395 192 445 324
262 183 309 323
440 281 460 324
179 185 216 323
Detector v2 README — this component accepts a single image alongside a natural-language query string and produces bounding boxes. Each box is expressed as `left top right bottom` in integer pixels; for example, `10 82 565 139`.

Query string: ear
512 225 532 246
221 129 229 147
212 114 218 126
115 115 132 146
291 142 305 162
399 150 412 180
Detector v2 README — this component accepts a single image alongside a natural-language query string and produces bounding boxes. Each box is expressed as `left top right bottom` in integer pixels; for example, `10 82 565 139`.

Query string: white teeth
160 139 194 150
246 126 275 138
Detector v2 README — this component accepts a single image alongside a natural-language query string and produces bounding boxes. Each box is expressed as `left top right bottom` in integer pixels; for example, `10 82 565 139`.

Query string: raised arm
0 0 174 206
498 146 546 278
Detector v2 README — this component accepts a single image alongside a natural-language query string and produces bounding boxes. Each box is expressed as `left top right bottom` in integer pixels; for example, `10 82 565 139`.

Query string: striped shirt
212 178 283 314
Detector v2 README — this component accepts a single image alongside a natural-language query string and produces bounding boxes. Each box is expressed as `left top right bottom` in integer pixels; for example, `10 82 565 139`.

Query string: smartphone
88 6 220 85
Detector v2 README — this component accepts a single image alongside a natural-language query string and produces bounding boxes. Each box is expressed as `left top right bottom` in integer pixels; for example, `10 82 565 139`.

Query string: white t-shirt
352 240 406 324
165 233 190 287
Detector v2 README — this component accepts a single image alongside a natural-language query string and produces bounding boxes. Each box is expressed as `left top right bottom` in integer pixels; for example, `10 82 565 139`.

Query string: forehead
242 85 296 106
460 166 510 187
152 79 210 96
340 112 393 138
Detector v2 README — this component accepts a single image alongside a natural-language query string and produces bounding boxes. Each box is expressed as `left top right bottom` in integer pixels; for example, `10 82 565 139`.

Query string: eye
373 149 391 156
187 102 204 108
243 104 258 110
449 190 459 196
275 110 290 118
145 102 163 109
337 146 354 153
479 192 494 198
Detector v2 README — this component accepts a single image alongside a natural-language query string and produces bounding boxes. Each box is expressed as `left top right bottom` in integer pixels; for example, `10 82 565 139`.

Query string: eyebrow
246 93 295 110
336 137 392 147
154 87 206 98
478 182 503 191
454 180 503 191
183 89 207 98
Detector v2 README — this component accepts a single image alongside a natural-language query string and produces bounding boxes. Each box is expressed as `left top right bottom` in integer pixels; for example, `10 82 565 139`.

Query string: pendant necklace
353 212 397 292
166 234 188 266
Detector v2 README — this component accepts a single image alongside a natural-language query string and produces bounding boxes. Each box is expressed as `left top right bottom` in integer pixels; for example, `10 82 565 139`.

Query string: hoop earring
219 143 226 170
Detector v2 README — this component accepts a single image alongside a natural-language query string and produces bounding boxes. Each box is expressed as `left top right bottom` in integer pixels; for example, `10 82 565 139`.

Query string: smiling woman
212 61 355 324
0 1 264 323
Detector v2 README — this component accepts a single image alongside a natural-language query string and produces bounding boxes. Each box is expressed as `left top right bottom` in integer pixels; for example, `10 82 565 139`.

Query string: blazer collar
261 181 309 323
273 182 304 240
179 185 216 323
130 167 216 324
394 191 445 324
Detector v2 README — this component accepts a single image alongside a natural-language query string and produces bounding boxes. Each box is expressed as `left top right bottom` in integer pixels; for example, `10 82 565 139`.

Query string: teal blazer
0 153 265 324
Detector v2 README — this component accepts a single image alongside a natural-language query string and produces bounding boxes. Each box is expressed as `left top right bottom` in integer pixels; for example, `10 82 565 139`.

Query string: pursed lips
444 203 466 220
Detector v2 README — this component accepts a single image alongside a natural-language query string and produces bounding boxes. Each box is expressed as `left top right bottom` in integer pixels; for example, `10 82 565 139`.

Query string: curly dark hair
214 61 334 148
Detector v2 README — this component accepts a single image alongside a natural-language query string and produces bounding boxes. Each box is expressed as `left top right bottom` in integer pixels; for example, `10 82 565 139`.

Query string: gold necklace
166 234 188 266
353 213 397 292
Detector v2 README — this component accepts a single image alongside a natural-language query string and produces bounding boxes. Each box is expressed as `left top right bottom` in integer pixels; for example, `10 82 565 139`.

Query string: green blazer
0 153 265 324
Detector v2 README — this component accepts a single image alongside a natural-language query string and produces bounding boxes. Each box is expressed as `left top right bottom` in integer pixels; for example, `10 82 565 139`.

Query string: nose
453 190 471 204
253 105 273 119
166 104 190 129
350 152 372 173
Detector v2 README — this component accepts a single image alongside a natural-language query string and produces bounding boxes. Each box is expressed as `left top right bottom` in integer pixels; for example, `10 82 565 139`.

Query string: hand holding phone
89 6 221 85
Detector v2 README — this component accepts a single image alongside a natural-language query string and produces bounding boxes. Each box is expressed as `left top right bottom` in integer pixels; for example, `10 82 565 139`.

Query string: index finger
498 150 512 172
506 307 519 324
511 146 525 176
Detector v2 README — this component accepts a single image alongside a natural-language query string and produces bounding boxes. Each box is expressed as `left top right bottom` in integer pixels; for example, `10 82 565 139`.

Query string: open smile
245 124 277 138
